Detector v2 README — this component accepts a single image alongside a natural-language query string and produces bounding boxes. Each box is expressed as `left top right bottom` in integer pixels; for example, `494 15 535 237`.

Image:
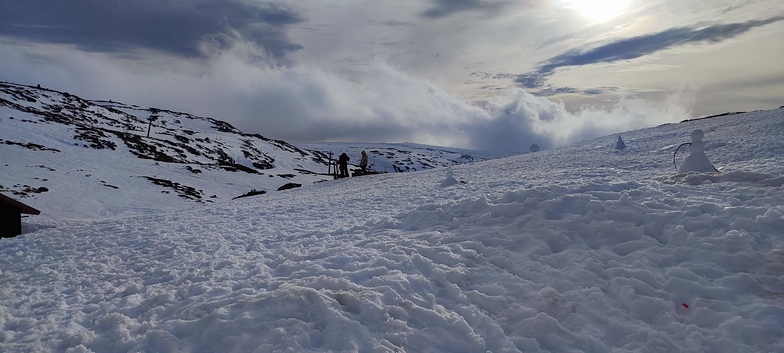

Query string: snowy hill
1 80 784 352
0 81 510 219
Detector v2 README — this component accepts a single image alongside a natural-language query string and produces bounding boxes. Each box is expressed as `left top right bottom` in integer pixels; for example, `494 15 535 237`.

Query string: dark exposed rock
232 189 267 200
142 176 205 202
277 183 301 191
1 139 60 152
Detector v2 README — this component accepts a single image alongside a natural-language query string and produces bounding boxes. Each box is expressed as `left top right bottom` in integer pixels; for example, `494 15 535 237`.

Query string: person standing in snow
338 152 350 177
359 151 368 172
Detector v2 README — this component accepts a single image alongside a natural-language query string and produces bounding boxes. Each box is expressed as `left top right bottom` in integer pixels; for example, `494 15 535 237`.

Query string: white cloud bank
0 38 692 152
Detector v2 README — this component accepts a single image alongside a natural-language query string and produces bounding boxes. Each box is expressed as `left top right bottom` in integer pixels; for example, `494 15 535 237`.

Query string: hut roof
0 193 41 215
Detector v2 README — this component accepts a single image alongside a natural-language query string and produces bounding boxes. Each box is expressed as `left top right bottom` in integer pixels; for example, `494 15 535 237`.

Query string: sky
1 0 783 151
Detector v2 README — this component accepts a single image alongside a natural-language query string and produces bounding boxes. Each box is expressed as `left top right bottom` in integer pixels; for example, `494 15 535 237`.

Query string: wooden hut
0 193 41 238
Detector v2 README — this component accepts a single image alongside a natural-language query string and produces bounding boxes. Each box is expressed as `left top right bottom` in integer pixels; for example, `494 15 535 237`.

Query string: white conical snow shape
615 135 626 149
440 167 459 187
679 129 716 173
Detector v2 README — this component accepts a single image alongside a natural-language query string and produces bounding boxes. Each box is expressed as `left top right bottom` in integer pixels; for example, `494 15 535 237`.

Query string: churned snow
2 109 784 352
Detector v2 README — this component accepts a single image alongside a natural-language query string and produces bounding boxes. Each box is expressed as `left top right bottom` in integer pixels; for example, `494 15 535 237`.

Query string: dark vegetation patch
251 135 309 157
23 186 48 194
1 86 38 102
218 163 258 174
1 139 60 152
293 168 322 175
186 166 203 174
114 132 177 162
174 134 190 144
214 147 234 165
252 162 271 170
159 137 201 159
211 119 240 133
277 183 301 191
232 189 266 200
242 139 274 169
2 184 49 197
74 127 117 150
306 149 331 160
30 165 56 172
142 176 205 202
101 181 119 189
683 111 746 123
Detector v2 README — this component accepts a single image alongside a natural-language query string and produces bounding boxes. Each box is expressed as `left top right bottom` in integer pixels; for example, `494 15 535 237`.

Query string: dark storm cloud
421 0 514 18
0 0 304 60
516 16 784 88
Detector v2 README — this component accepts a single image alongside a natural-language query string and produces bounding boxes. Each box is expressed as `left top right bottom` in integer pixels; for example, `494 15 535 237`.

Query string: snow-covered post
327 151 334 177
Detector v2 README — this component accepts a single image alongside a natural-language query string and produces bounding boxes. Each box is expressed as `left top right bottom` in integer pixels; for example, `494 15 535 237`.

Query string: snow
2 107 784 352
0 82 509 220
678 129 717 174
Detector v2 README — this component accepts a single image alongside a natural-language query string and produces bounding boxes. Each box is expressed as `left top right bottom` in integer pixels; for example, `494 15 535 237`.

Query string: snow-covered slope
0 82 510 219
301 142 512 174
1 80 783 352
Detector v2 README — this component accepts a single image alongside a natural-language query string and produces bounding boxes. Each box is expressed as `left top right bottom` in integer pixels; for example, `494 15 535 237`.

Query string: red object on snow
682 303 689 309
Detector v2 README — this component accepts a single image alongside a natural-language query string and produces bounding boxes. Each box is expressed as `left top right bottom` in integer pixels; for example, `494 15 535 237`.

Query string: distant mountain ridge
0 81 509 219
2 82 314 169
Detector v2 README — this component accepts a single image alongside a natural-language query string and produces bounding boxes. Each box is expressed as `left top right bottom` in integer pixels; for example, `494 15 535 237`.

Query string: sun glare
563 0 630 22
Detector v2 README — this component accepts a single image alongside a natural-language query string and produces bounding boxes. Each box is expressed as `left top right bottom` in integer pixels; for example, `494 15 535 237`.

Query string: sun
563 0 630 23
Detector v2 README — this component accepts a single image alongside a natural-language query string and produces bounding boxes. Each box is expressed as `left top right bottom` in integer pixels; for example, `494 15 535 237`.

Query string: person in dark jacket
338 152 350 177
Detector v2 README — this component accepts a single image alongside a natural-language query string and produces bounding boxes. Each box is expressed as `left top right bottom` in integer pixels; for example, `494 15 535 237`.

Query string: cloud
422 0 485 18
517 16 784 89
0 21 694 154
1 38 690 153
420 0 519 19
535 86 612 96
0 0 304 62
471 88 692 151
